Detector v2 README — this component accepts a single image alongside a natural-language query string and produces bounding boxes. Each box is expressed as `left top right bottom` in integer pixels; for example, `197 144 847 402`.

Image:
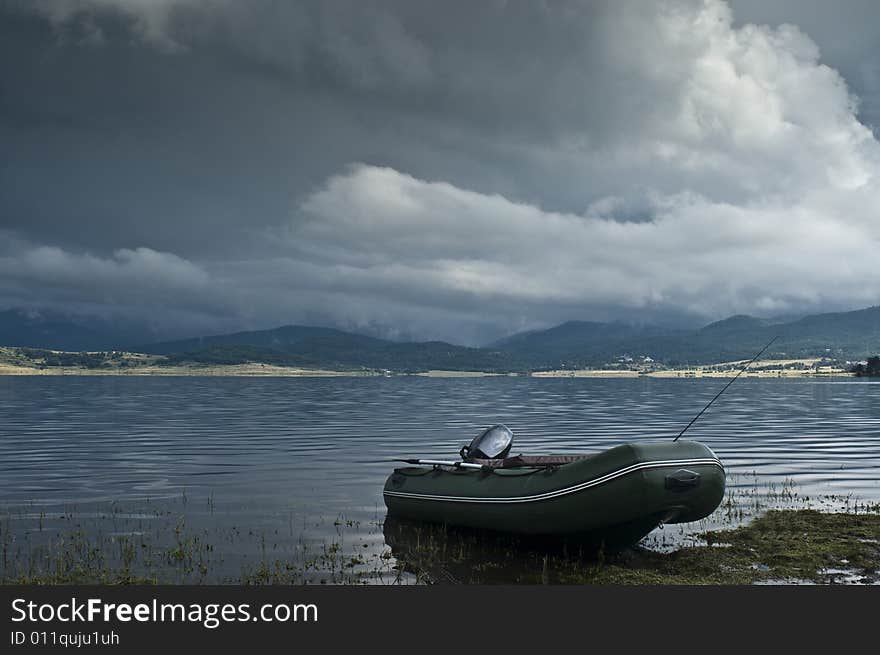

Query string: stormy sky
2 0 880 344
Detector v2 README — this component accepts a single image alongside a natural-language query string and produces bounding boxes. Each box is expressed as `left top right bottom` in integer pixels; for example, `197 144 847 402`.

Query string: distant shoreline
0 364 853 378
0 363 374 377
0 344 860 379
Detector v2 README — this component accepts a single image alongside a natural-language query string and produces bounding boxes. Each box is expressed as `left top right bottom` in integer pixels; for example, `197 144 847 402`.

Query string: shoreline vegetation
2 500 878 585
0 346 857 378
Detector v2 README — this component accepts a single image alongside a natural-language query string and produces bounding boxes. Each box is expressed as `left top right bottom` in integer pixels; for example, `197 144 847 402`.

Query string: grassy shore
0 347 377 377
0 362 373 377
0 346 854 378
533 357 850 378
2 497 877 585
385 509 880 585
3 509 877 585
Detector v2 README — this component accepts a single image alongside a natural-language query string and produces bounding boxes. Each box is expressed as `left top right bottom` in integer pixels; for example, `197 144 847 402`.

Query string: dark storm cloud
2 1 880 344
1 1 646 252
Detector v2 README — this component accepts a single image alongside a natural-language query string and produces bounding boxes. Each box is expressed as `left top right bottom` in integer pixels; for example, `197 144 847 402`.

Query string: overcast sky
2 0 880 344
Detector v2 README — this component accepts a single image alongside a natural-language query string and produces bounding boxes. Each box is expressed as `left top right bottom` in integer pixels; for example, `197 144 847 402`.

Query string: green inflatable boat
383 426 725 544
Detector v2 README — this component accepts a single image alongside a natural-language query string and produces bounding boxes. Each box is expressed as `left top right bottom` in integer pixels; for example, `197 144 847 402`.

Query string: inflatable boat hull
383 440 724 540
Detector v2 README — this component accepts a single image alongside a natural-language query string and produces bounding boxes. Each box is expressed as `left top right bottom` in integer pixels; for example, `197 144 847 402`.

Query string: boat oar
393 458 489 471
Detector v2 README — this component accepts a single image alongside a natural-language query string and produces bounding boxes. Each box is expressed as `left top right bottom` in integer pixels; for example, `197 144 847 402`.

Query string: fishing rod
673 335 779 442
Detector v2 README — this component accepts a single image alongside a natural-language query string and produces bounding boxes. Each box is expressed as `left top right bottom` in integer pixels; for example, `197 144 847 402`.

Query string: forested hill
143 326 516 372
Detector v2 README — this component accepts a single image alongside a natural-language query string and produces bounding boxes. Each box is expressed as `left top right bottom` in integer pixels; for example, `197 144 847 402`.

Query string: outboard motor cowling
460 424 514 460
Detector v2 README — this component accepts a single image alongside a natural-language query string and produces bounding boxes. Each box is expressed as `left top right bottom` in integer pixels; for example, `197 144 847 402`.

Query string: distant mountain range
2 305 880 372
492 306 880 368
0 309 163 352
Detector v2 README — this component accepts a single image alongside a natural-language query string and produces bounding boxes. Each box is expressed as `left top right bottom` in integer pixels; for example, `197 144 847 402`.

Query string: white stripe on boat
383 457 723 504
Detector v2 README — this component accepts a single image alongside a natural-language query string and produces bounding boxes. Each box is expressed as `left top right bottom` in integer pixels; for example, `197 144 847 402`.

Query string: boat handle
665 468 701 491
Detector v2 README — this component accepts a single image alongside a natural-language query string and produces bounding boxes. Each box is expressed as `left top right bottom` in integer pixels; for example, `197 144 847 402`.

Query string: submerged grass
0 504 399 585
1 481 879 585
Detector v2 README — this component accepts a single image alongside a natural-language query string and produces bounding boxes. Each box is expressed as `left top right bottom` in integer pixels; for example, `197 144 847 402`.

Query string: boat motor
460 424 514 461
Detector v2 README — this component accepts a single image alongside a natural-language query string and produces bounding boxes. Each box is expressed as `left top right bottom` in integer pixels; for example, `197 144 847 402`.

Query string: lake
1 375 879 583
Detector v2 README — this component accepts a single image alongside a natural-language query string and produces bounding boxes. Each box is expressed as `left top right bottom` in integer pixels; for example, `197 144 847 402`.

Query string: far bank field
0 346 857 378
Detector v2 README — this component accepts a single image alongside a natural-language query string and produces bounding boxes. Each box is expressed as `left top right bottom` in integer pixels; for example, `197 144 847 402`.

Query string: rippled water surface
1 375 879 582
